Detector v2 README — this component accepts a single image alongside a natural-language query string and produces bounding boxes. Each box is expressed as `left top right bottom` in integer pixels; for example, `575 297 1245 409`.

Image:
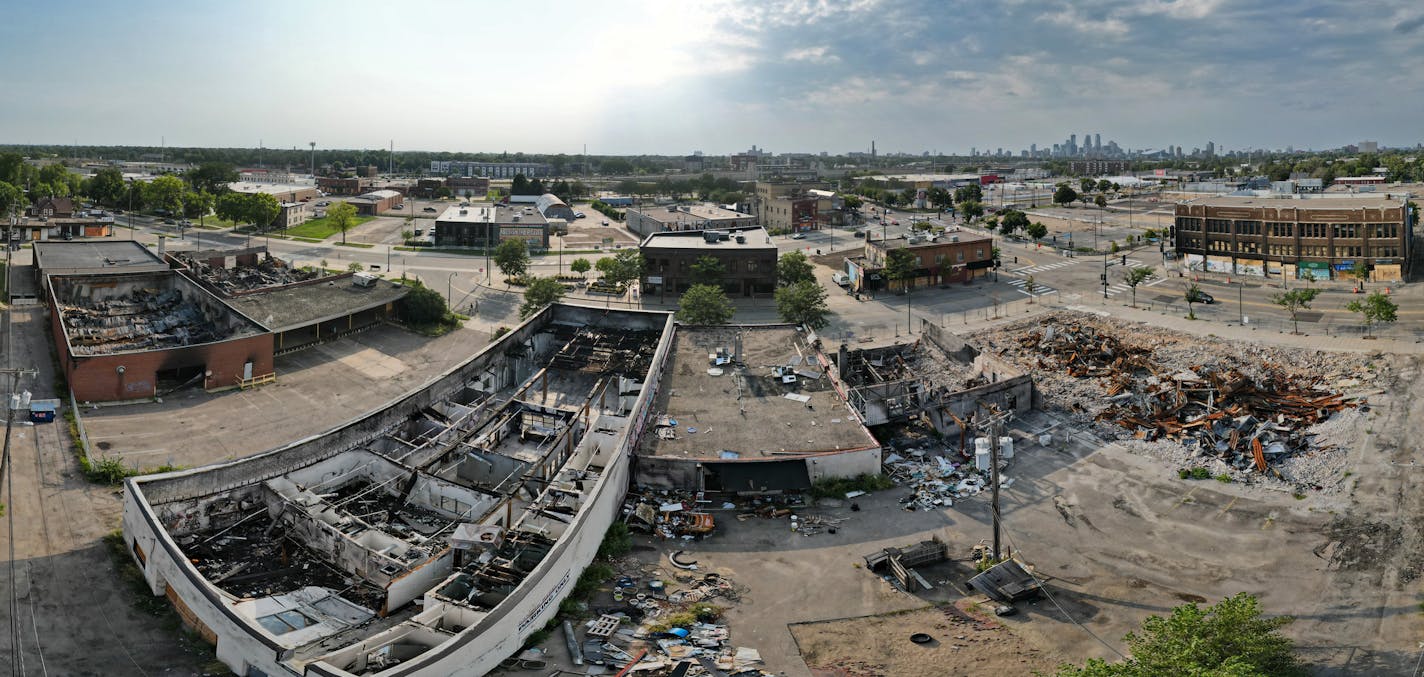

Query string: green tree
954 184 982 203
0 181 23 220
494 238 530 281
1346 291 1398 339
1001 209 1030 233
327 201 359 243
1095 193 1108 209
1054 184 1079 207
186 162 238 195
777 251 815 286
1057 593 1304 677
246 192 281 232
676 284 734 325
1272 288 1321 334
182 190 213 220
1185 282 1203 319
926 187 954 211
144 175 187 215
884 248 916 291
842 194 863 210
214 192 247 226
600 249 645 287
86 167 127 207
959 200 984 220
126 179 146 211
1122 266 1155 307
1079 177 1095 193
1026 222 1048 242
399 284 447 325
775 280 831 329
689 255 726 287
569 257 592 278
1097 179 1114 193
520 277 567 318
511 173 532 195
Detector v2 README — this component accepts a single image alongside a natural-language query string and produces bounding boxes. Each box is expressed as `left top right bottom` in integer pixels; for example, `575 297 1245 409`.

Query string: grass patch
809 473 895 499
103 530 220 669
293 237 324 243
336 241 375 248
1178 467 1213 480
1214 474 1233 483
645 603 724 633
280 215 375 240
1293 492 1308 500
597 523 632 560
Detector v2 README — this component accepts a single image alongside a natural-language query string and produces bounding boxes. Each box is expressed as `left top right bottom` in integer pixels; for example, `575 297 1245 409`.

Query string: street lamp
448 272 457 306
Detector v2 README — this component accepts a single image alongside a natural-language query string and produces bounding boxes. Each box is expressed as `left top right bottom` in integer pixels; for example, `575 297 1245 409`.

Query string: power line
992 507 1129 661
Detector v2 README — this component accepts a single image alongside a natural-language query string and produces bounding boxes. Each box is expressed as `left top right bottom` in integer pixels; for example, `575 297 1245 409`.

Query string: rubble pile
883 451 991 510
991 315 1370 473
63 287 229 354
182 254 318 293
574 566 773 675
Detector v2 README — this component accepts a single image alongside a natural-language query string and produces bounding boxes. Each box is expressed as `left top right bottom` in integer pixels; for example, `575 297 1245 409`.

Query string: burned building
123 305 674 677
172 247 409 353
635 325 882 493
35 242 408 402
45 265 273 402
829 324 1032 436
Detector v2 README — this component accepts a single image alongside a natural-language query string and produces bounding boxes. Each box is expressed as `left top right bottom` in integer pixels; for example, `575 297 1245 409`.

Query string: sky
2 0 1422 156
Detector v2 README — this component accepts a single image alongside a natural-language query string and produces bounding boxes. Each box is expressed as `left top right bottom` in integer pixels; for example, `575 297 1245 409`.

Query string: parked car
1187 289 1215 304
791 232 806 240
413 229 423 236
831 272 850 286
392 204 404 210
574 211 586 219
422 206 437 212
162 218 176 225
601 219 609 226
316 201 330 207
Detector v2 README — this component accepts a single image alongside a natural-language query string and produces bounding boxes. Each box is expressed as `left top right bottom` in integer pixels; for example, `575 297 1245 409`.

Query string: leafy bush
597 522 632 559
87 455 138 484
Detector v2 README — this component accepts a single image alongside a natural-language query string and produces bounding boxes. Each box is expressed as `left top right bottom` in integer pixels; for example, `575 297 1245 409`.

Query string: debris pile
883 451 992 510
181 253 318 294
62 287 232 354
574 567 774 675
1001 317 1364 473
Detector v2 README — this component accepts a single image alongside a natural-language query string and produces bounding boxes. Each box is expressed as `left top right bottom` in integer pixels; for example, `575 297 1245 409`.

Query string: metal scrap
1019 320 1357 472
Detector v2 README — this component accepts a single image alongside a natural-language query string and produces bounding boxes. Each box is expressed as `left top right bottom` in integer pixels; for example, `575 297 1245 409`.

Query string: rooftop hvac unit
459 209 468 215
950 235 959 242
735 235 746 244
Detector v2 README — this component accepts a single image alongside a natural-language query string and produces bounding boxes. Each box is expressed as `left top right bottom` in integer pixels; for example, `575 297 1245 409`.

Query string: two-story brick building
640 226 778 301
1174 195 1413 281
844 230 995 295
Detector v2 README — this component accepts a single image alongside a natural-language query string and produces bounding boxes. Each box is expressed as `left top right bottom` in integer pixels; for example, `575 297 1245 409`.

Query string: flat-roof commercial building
228 181 320 204
635 325 882 492
430 161 552 179
639 225 777 301
122 306 675 677
844 230 995 295
446 176 489 198
625 203 756 237
349 189 404 216
1174 195 1414 281
433 203 550 251
316 176 370 196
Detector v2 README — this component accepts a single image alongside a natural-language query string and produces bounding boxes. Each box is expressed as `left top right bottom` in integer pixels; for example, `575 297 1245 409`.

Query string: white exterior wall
804 446 883 483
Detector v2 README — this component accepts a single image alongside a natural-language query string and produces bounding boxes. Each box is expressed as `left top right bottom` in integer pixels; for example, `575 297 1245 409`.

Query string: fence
1123 292 1424 343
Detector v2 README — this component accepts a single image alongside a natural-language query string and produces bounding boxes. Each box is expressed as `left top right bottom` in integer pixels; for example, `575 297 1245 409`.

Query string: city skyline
2 0 1422 155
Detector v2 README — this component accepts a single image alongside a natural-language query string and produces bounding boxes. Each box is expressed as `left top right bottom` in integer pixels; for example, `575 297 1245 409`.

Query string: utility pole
974 405 1013 561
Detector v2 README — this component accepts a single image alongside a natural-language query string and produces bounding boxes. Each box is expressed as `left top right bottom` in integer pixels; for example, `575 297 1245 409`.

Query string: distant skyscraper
1206 141 1215 156
1030 143 1037 156
871 140 876 158
1094 133 1101 151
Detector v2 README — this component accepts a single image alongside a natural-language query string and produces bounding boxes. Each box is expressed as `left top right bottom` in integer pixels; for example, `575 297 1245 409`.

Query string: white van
831 272 850 287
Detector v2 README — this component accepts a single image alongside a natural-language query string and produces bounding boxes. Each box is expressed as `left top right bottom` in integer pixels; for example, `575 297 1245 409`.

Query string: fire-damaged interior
143 321 664 674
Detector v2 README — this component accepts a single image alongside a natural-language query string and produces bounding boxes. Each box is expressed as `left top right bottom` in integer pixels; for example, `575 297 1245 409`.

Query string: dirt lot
792 602 1064 677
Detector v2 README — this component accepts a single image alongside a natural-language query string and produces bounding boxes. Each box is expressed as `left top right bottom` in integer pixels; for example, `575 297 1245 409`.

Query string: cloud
784 46 839 63
1395 15 1424 33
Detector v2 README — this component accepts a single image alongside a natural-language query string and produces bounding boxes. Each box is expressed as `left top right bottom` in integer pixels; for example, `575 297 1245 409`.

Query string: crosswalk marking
1005 278 1057 297
1011 259 1078 274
